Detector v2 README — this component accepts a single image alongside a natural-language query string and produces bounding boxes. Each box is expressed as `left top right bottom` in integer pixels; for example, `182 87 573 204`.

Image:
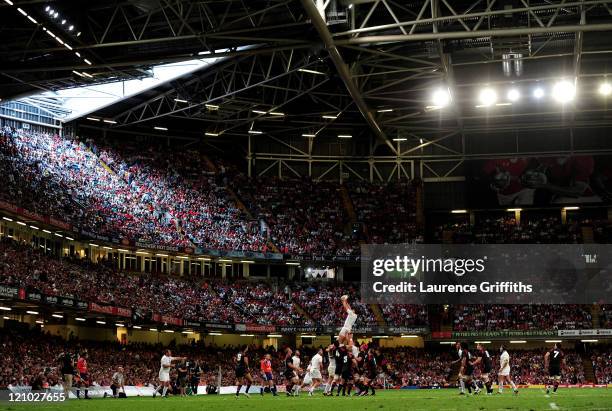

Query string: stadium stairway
88 144 191 244
591 304 601 327
583 356 596 383
370 304 387 326
339 186 357 223
87 146 116 176
292 302 315 323
202 155 280 254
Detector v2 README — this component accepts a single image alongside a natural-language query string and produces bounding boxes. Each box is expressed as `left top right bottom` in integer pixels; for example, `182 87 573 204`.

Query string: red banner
152 314 182 326
89 302 114 315
0 200 72 231
245 324 276 333
431 331 452 339
89 302 132 318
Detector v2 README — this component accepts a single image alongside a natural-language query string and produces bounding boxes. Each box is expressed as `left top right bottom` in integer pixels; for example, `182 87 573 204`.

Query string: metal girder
111 50 327 127
334 0 612 38
335 23 612 44
300 0 396 152
0 0 313 97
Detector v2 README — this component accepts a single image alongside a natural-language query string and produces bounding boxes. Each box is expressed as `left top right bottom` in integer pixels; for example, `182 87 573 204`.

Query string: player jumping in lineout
339 295 358 352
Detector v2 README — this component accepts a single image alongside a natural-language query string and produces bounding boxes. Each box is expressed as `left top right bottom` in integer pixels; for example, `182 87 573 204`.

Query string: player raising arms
471 343 494 395
545 343 565 395
153 349 186 398
497 345 518 395
338 295 358 347
259 353 277 396
235 345 253 398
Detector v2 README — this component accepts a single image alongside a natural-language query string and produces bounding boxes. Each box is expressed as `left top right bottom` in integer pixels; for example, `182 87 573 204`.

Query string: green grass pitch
2 389 611 411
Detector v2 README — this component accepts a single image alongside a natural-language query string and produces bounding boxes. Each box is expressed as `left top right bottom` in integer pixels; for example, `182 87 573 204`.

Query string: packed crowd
348 182 420 244
234 175 357 257
591 349 612 384
96 141 265 251
0 128 425 257
0 238 245 323
291 283 378 326
215 282 304 326
384 347 452 387
0 237 407 327
381 304 428 327
453 305 593 331
1 236 607 329
433 216 584 244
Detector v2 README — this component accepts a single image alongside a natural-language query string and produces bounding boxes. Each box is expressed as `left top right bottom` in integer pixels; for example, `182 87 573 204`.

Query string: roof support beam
300 0 396 152
335 22 612 44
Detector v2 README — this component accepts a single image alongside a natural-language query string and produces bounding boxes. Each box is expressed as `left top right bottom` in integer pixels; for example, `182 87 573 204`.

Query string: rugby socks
236 385 242 396
336 384 343 396
245 384 251 394
459 379 465 394
511 381 517 391
485 381 493 394
553 381 559 392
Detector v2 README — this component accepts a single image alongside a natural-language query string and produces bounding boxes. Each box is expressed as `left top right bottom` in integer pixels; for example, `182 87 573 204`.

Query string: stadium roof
4 0 612 158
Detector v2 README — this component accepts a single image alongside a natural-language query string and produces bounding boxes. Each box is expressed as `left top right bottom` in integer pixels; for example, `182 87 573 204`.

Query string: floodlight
478 88 497 106
533 87 545 99
599 82 612 96
552 80 575 103
431 88 450 108
507 89 520 102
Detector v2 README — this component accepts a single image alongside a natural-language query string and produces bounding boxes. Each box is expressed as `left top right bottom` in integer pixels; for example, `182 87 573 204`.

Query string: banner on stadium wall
387 327 428 335
89 302 132 318
205 322 234 330
0 285 20 298
183 320 201 328
235 324 276 333
279 325 319 333
79 230 110 242
558 329 612 336
196 248 283 260
245 324 276 333
26 291 42 302
440 330 558 339
0 200 72 232
152 314 182 326
134 241 180 253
